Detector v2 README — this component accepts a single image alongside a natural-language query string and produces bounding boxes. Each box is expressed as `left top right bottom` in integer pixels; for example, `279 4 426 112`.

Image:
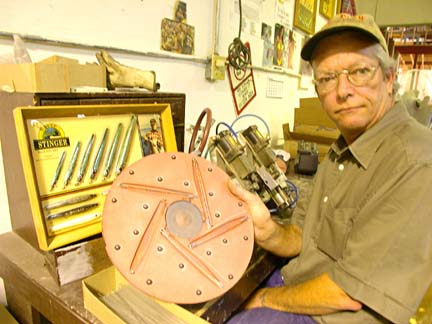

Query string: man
227 14 432 324
145 118 165 154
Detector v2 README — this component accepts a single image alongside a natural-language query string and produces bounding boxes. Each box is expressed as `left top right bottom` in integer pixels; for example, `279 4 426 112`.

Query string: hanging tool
63 141 81 189
115 115 136 176
76 134 95 185
50 151 66 191
90 128 109 181
103 123 123 179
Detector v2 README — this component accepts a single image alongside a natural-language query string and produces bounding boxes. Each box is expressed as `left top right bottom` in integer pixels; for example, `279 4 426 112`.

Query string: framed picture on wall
319 0 336 19
337 0 356 14
293 0 318 35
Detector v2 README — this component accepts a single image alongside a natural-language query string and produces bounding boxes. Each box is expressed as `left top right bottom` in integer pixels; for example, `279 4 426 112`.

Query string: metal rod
76 134 95 185
46 203 99 220
103 123 123 179
90 128 109 181
44 193 97 211
50 151 66 191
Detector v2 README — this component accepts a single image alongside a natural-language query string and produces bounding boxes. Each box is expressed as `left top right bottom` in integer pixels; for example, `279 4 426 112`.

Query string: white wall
0 0 327 306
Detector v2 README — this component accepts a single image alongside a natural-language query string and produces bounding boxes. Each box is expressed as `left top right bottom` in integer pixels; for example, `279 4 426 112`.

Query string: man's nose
336 73 353 99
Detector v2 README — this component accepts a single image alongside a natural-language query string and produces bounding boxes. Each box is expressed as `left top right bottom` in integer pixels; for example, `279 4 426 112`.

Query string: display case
0 92 185 251
14 103 177 250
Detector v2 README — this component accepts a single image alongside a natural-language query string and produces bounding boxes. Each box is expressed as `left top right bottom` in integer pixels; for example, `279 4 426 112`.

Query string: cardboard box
83 267 209 324
0 55 106 93
13 103 177 250
283 98 339 161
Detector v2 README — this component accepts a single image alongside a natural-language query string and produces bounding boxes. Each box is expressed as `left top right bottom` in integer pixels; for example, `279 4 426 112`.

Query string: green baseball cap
301 13 389 61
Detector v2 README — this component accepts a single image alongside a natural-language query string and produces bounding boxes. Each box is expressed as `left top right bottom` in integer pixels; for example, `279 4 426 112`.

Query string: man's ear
314 85 321 99
385 68 395 95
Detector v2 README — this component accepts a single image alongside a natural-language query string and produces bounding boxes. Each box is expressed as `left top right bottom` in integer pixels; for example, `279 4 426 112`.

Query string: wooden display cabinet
0 92 185 251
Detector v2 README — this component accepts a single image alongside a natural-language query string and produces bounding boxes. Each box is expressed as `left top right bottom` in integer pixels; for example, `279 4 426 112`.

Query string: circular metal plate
102 152 254 304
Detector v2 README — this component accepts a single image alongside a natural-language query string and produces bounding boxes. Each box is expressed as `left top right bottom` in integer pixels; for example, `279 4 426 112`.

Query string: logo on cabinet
33 123 70 150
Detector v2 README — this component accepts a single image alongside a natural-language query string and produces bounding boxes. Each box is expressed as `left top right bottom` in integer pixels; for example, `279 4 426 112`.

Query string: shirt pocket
317 207 356 260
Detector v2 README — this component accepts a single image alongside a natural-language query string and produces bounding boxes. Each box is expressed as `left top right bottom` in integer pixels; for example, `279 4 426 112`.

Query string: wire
215 121 237 137
230 113 271 137
285 180 299 206
227 0 251 70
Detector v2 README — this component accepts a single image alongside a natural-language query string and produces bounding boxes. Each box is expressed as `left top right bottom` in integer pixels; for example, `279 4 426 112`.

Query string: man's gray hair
372 42 399 96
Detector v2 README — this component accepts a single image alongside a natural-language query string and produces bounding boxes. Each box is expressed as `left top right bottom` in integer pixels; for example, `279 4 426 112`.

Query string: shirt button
323 196 328 203
338 164 344 171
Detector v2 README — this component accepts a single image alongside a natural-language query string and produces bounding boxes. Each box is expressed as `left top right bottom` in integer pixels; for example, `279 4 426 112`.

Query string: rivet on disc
111 197 117 203
179 263 185 269
184 180 190 186
133 229 140 235
146 279 153 285
238 201 243 207
171 155 177 159
222 238 228 244
208 167 213 172
208 192 214 197
114 244 121 250
215 212 221 218
157 176 163 182
143 203 149 209
157 245 164 252
228 274 234 280
129 169 135 175
206 250 212 256
243 235 249 241
196 289 202 295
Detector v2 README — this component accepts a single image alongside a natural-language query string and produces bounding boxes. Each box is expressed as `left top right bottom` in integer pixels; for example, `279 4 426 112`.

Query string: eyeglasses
313 65 378 94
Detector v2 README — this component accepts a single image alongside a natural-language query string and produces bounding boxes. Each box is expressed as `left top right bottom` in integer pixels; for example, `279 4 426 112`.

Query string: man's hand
227 179 272 229
227 179 302 257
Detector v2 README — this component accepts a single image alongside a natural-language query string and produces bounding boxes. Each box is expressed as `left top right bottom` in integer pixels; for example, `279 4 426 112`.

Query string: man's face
150 120 157 130
311 33 394 143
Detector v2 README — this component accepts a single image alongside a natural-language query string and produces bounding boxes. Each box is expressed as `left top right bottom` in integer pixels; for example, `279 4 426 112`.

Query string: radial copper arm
160 228 224 288
189 212 249 249
129 199 167 274
119 182 196 200
192 157 213 227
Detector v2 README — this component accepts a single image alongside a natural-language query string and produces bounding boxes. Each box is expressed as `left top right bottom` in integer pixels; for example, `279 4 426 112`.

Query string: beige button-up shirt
282 102 432 324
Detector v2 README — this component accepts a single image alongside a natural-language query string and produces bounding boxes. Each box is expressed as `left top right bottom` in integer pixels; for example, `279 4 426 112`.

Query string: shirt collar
330 101 411 169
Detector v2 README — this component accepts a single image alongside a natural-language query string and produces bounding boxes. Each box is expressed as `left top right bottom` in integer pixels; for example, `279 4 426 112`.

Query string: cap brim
301 26 383 62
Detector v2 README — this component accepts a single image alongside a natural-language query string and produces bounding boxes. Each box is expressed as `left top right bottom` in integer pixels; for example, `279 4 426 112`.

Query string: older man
227 14 432 324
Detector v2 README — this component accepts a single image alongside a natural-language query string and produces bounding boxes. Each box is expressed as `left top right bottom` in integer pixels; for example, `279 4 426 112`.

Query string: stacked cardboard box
0 55 106 92
283 97 339 162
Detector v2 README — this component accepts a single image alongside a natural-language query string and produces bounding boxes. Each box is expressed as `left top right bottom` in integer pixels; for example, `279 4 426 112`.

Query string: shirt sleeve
328 162 432 324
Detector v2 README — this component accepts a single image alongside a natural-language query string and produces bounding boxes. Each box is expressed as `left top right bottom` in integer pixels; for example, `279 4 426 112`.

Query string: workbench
0 231 101 324
0 230 286 324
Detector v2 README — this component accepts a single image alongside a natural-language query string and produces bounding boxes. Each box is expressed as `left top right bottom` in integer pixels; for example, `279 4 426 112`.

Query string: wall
0 0 327 306
356 0 432 26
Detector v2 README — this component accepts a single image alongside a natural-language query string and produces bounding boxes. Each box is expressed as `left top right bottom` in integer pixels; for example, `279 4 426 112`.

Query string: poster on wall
337 0 356 14
160 18 195 54
273 23 286 66
293 0 318 34
319 0 336 19
231 0 263 37
275 0 294 28
299 35 313 89
285 29 296 70
261 22 274 67
290 30 302 73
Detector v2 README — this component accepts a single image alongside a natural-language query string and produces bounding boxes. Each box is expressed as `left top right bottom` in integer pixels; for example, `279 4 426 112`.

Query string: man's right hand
227 179 302 257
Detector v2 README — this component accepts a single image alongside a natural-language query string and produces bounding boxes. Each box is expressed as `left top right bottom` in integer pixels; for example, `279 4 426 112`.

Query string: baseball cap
301 13 389 61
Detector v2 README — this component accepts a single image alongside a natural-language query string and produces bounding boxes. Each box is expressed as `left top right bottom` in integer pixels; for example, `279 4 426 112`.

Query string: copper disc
102 152 254 304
